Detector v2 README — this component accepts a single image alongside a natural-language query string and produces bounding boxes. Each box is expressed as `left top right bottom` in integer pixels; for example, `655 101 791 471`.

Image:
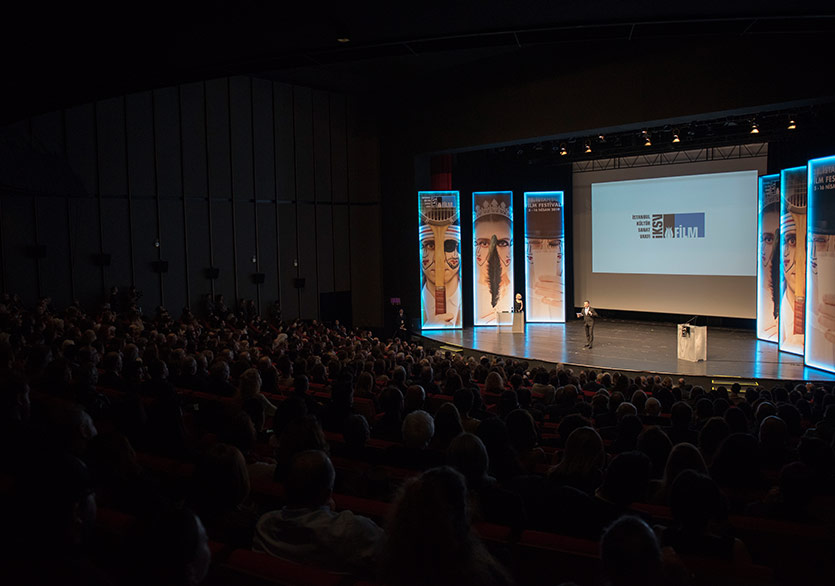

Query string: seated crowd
1 292 834 585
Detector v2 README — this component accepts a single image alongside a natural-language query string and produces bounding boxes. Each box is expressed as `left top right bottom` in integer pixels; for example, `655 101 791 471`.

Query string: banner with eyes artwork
779 166 807 356
804 156 835 373
524 192 565 323
757 175 780 342
473 191 514 326
419 191 462 329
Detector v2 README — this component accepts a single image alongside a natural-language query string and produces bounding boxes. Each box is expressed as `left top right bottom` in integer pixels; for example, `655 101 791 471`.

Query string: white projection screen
574 150 768 318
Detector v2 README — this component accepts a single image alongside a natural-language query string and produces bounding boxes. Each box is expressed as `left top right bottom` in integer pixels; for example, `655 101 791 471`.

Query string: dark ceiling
2 2 835 124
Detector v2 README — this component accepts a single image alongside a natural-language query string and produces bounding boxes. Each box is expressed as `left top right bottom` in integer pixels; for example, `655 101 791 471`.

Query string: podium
498 311 525 333
677 324 706 362
512 311 525 333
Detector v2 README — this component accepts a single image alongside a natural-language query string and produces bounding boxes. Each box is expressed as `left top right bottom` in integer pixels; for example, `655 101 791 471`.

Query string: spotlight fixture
598 134 606 142
787 118 797 130
643 131 651 147
750 120 759 134
672 130 681 143
559 143 567 156
584 141 592 154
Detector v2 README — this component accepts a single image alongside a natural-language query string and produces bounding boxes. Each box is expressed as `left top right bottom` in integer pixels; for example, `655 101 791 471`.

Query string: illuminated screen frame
778 166 808 356
757 174 780 342
804 155 835 373
473 191 514 326
524 191 566 323
418 191 462 330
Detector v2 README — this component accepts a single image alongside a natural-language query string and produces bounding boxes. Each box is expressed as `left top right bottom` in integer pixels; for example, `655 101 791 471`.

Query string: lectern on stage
677 324 706 362
498 311 525 333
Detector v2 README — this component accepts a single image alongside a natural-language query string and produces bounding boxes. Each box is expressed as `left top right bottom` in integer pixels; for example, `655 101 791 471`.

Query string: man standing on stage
576 300 598 349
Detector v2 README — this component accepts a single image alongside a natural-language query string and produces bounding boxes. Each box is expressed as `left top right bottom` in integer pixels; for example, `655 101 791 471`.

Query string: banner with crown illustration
524 192 565 323
804 155 835 374
779 166 807 356
472 192 514 326
757 174 780 342
419 191 462 329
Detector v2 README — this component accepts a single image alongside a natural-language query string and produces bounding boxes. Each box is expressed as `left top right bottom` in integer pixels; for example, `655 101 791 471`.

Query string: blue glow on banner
473 191 514 326
778 166 807 356
419 191 461 329
804 156 835 373
524 191 565 323
757 174 780 342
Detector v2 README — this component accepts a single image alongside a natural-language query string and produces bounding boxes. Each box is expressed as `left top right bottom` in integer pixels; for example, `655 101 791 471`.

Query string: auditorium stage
418 319 835 385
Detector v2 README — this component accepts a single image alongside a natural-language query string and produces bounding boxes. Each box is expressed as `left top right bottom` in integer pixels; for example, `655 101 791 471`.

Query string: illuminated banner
805 156 835 373
779 166 807 355
757 174 780 342
419 191 461 329
473 191 514 325
524 191 565 322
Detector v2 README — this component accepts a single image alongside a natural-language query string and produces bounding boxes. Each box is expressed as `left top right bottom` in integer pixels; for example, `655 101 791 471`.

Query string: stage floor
419 319 835 383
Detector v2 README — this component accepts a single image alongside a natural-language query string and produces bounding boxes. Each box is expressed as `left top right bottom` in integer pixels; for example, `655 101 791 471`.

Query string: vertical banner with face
524 191 565 322
805 156 835 373
419 191 462 329
473 191 514 325
779 166 807 355
757 175 780 342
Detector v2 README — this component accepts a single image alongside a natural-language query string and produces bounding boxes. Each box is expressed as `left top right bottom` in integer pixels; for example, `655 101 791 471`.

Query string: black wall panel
332 206 351 292
206 79 232 200
296 204 319 319
96 98 127 197
185 197 212 313
131 198 161 311
68 197 104 308
100 198 133 291
64 105 97 196
159 199 187 313
2 198 38 304
293 87 314 203
234 201 258 304
274 84 295 202
277 202 299 318
36 197 72 309
256 204 279 306
313 91 332 203
330 95 348 203
125 93 156 198
210 200 236 305
180 83 208 198
229 77 254 202
252 79 276 203
315 205 334 293
153 88 183 199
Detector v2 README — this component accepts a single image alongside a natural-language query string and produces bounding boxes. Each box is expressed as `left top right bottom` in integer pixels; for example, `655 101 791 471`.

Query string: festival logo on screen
804 156 835 373
633 212 705 239
419 191 461 329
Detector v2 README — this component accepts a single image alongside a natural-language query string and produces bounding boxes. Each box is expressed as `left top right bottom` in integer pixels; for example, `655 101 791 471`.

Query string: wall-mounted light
154 238 160 248
672 130 681 143
787 118 797 130
251 254 257 264
584 141 592 154
559 143 567 156
750 120 759 134
643 131 652 147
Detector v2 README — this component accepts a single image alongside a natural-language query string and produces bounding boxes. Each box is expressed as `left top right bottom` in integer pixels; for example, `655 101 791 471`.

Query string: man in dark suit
576 300 598 349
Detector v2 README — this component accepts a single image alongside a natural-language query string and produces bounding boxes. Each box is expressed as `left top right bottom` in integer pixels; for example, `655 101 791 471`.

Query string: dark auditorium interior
2 3 835 585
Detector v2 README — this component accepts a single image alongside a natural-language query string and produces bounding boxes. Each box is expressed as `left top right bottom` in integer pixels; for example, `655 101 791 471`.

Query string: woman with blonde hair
237 367 276 420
